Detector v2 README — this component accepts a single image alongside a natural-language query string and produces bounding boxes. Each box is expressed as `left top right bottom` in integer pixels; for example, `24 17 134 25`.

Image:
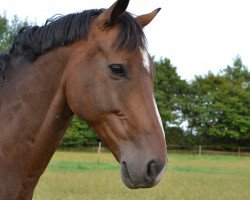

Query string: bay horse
0 0 167 199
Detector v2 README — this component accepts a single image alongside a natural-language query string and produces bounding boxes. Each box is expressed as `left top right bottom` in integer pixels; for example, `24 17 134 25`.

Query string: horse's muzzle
121 157 166 189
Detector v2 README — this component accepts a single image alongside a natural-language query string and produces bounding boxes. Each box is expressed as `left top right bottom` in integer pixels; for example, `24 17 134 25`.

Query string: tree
0 14 28 51
0 13 8 51
184 57 250 143
222 56 250 82
60 117 98 148
154 58 189 143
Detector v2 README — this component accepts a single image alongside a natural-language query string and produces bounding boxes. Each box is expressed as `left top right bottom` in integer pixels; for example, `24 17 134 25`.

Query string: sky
1 0 250 81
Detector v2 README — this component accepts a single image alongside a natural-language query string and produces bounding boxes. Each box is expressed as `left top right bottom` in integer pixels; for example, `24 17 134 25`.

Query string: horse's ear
97 0 130 27
135 8 161 28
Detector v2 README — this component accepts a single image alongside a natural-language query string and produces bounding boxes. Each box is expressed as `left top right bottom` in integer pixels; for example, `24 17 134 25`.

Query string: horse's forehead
92 25 151 71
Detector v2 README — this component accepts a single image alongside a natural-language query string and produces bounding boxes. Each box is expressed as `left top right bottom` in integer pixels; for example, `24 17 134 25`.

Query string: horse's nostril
145 160 157 183
145 159 165 187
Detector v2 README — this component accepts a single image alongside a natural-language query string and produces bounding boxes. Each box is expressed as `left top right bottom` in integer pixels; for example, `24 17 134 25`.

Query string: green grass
48 160 118 171
33 151 250 200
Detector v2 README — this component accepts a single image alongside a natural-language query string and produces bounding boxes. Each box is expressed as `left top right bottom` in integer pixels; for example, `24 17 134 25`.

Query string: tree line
1 14 249 148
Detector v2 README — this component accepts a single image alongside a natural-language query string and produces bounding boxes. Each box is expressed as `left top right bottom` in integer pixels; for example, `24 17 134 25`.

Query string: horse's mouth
121 161 135 189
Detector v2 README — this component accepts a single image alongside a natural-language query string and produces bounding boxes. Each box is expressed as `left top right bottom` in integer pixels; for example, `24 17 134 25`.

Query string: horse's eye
109 64 126 77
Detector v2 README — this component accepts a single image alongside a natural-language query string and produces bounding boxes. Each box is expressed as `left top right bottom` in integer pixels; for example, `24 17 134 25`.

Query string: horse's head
65 0 166 189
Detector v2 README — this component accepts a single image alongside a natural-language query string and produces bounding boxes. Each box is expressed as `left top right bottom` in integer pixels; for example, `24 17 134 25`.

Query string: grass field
33 151 250 200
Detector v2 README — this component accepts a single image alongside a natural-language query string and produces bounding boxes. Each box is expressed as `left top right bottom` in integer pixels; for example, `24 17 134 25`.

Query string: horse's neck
0 49 73 199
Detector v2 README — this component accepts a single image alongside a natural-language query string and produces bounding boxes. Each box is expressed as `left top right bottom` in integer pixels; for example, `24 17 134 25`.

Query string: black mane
6 9 145 62
0 53 10 80
0 9 146 80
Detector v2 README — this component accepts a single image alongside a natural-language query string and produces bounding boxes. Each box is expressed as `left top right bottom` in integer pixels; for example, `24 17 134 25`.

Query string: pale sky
1 0 250 81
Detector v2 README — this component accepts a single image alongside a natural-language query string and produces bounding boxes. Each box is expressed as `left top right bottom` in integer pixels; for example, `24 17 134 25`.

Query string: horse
0 0 167 199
